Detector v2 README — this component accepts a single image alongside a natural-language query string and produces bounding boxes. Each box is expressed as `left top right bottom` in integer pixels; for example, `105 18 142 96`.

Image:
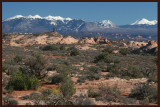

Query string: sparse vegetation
2 33 157 105
129 83 157 103
119 48 131 55
6 70 40 91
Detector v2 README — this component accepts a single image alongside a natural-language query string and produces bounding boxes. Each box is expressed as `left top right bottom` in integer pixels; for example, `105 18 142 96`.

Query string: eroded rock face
133 40 158 54
147 40 157 49
112 50 119 54
59 35 79 44
95 36 111 44
3 32 80 46
95 36 102 43
78 37 96 44
128 41 148 48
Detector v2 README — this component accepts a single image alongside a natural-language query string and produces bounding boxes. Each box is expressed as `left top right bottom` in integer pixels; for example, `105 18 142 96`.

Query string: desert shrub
121 66 144 79
94 52 109 63
77 76 86 83
129 83 157 103
88 88 101 98
96 61 107 72
70 48 80 56
7 65 19 75
59 45 66 50
2 95 18 105
107 64 121 76
2 65 8 72
56 64 77 76
86 66 101 80
24 54 48 79
60 77 76 98
41 88 52 96
13 55 23 63
47 64 56 71
51 87 61 95
139 99 150 105
29 88 73 105
119 96 137 104
8 99 18 105
119 48 130 55
102 46 113 54
104 73 115 79
20 95 30 100
98 84 121 102
73 94 95 105
148 70 157 83
56 64 70 73
94 53 113 63
6 70 40 91
41 45 58 51
51 73 68 84
95 97 104 101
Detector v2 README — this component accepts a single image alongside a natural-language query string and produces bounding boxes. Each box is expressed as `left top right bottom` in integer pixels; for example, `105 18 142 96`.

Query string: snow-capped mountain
99 20 116 28
131 18 157 25
4 15 73 25
2 15 117 33
2 15 157 39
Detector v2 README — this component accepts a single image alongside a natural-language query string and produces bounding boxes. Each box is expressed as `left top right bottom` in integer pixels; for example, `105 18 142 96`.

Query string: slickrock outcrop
112 50 119 54
95 36 102 43
95 36 111 44
128 41 148 48
133 40 158 54
78 37 96 44
59 35 79 44
146 40 157 49
75 44 97 50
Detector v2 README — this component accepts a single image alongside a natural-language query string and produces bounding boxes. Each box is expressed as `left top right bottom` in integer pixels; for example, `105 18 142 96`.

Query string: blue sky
2 2 157 25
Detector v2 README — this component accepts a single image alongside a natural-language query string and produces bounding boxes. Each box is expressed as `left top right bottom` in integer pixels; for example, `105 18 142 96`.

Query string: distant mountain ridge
131 18 157 25
2 15 157 40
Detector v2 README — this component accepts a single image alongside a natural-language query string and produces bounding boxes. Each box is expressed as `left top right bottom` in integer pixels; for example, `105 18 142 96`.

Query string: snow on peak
26 15 42 19
44 15 72 21
100 20 116 28
5 15 24 21
131 18 157 25
4 15 72 23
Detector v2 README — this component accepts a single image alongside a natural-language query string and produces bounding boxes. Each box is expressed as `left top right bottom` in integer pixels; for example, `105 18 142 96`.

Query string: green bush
60 77 76 98
129 83 157 103
59 45 66 50
73 94 95 105
98 85 121 102
2 65 8 72
8 99 18 105
96 61 107 72
7 65 19 75
41 45 58 51
88 88 101 98
70 48 80 56
6 70 40 91
24 54 48 79
86 66 101 80
102 46 113 54
107 64 121 76
13 55 23 63
41 89 52 96
51 73 67 84
77 76 86 83
119 48 130 55
94 52 111 63
119 96 137 104
2 95 18 105
121 66 144 79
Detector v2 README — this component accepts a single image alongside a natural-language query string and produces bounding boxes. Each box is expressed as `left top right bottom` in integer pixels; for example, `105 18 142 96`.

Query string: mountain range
2 15 157 40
